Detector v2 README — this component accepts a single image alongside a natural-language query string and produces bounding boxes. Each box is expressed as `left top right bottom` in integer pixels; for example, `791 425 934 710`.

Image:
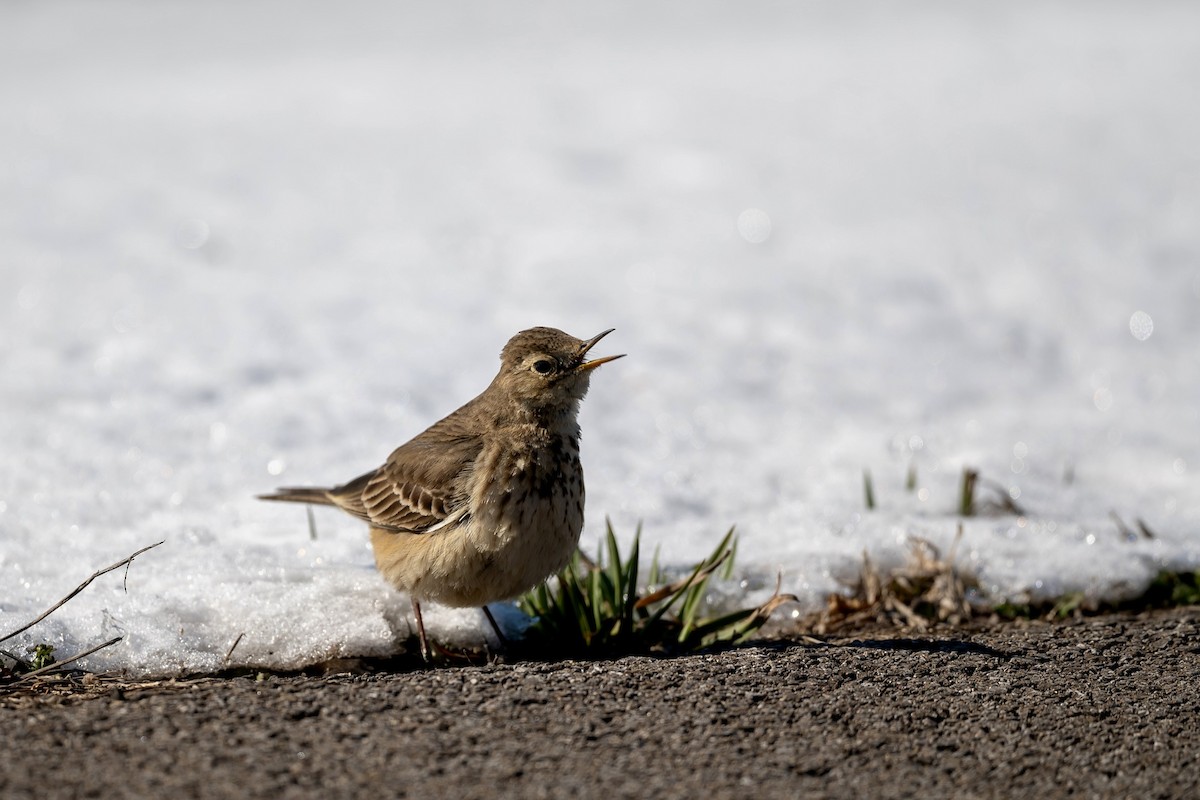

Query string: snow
2 1 1198 676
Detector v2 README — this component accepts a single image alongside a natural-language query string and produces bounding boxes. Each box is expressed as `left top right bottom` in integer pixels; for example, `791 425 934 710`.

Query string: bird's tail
257 486 336 505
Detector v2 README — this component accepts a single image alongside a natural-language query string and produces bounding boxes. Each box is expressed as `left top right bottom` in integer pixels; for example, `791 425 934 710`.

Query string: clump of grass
1137 570 1200 607
517 522 797 657
956 567 1200 625
27 644 56 671
992 593 1088 621
811 520 1200 633
0 643 56 679
813 526 978 634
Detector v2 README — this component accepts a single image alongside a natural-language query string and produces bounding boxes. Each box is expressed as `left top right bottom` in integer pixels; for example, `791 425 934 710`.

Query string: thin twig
0 648 31 671
12 636 123 683
1135 518 1156 540
1110 511 1136 541
0 541 164 644
225 632 246 662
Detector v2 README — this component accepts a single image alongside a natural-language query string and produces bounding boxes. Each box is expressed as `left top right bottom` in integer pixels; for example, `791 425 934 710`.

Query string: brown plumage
260 327 622 659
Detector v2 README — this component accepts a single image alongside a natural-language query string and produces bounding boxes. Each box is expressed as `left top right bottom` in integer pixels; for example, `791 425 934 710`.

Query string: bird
259 327 623 660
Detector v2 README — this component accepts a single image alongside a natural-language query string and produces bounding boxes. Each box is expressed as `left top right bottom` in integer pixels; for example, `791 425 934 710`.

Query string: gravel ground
3 608 1198 800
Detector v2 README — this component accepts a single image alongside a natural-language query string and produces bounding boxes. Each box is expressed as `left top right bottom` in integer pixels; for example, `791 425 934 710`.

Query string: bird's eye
532 359 555 375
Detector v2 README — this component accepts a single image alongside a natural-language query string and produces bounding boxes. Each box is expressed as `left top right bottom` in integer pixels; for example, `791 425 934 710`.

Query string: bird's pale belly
370 469 585 607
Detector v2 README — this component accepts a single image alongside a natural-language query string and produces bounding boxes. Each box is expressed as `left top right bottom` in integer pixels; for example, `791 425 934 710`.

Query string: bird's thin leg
481 605 509 648
411 597 431 662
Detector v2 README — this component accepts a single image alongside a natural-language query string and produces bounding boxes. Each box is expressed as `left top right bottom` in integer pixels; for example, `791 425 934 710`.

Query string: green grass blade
647 543 661 587
678 607 760 649
605 520 623 589
621 531 640 639
720 528 738 581
589 567 606 637
643 535 732 627
679 566 718 640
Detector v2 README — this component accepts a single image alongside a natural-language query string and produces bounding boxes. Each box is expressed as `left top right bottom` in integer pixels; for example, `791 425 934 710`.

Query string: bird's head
492 327 623 415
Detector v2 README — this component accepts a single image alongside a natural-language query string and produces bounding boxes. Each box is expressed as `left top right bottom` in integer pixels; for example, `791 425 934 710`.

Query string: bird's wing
328 405 484 533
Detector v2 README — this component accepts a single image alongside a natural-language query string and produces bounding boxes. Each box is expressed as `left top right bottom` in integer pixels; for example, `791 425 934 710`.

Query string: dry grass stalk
813 526 978 634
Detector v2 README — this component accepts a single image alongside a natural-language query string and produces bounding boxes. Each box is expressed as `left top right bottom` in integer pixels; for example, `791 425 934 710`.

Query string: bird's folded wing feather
328 411 483 533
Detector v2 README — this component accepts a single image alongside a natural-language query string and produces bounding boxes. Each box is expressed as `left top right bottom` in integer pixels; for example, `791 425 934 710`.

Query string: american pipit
259 327 623 659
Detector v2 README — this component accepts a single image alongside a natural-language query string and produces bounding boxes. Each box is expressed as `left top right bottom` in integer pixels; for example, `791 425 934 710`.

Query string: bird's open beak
577 328 625 372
